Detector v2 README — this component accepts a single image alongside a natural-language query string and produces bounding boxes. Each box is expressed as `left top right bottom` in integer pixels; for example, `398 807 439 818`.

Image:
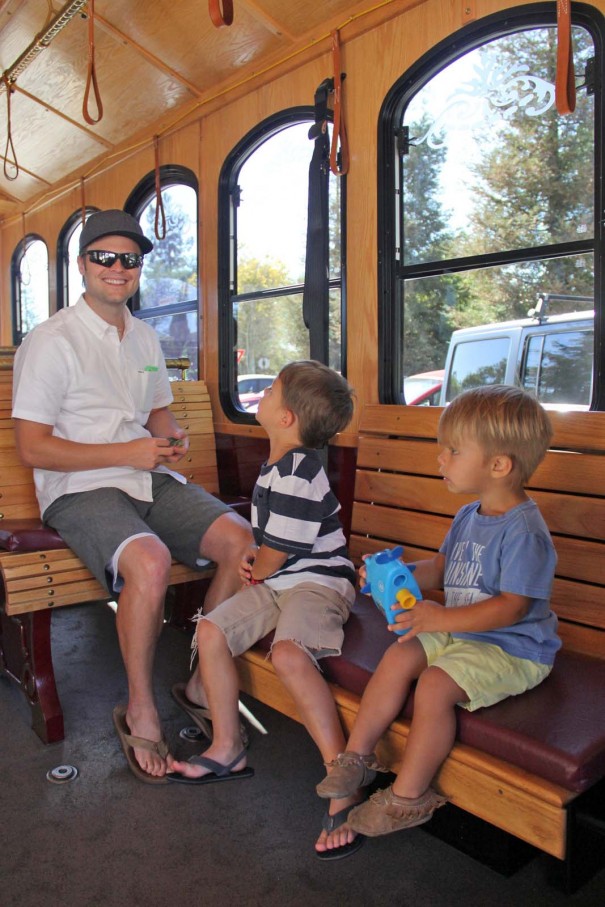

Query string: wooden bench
236 404 605 891
0 359 247 743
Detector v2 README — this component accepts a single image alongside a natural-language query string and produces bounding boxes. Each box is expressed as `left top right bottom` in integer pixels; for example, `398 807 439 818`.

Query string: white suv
439 310 594 410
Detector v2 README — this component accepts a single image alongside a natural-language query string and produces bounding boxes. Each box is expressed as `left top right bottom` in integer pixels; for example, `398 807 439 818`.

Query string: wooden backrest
0 370 220 522
350 405 605 659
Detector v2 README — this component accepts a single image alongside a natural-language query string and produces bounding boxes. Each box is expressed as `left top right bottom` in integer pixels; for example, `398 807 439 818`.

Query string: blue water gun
361 546 421 636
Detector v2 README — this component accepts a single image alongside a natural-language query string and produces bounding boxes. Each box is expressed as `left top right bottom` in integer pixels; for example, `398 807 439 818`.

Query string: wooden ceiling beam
13 84 114 148
0 0 28 19
93 13 204 98
0 153 52 186
238 0 296 40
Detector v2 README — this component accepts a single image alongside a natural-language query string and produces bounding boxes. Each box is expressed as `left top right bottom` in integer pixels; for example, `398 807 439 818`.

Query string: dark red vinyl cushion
0 519 67 552
323 595 605 793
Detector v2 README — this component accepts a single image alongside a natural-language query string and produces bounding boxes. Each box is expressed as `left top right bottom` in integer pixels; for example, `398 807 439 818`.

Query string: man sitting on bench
11 209 253 784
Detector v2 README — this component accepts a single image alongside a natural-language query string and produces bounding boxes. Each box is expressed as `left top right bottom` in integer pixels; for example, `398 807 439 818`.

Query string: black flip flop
315 804 365 861
168 749 254 785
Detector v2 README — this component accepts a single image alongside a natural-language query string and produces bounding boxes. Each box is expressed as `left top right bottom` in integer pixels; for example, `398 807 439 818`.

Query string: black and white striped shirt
252 447 356 600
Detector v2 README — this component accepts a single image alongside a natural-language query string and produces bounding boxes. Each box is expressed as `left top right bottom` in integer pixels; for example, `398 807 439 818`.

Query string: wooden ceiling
0 0 365 219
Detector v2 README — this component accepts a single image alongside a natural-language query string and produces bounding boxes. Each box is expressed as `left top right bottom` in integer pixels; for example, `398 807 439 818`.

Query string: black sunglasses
83 250 144 270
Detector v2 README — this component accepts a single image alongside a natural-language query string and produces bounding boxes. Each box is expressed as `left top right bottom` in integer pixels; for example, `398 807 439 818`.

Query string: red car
404 369 444 405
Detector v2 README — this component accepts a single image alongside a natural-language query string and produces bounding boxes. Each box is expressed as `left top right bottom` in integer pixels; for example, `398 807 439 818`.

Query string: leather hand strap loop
329 30 349 176
209 0 234 28
153 135 167 241
82 0 104 125
556 0 576 115
3 74 19 181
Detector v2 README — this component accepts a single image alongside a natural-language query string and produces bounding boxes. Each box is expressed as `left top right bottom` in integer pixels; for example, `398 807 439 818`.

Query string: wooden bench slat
558 622 605 658
357 437 441 474
354 470 467 516
351 501 450 550
553 535 605 585
360 405 442 438
551 577 605 629
360 404 605 453
531 490 605 540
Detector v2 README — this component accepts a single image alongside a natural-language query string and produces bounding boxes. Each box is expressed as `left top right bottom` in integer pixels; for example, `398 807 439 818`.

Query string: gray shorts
43 473 230 593
201 581 353 669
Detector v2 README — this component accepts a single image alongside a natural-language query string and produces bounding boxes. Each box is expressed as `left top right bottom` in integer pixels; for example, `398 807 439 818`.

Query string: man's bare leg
185 511 253 705
116 534 172 777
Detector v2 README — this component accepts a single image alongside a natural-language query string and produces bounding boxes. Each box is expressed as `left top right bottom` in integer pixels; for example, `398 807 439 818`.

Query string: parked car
404 369 444 405
439 310 594 410
238 374 275 412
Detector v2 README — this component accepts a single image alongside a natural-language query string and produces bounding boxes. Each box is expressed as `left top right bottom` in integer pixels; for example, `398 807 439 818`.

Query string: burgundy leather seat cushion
322 596 605 794
0 519 67 552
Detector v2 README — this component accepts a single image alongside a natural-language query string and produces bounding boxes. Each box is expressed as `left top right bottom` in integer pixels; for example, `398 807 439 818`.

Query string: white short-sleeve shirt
12 296 181 515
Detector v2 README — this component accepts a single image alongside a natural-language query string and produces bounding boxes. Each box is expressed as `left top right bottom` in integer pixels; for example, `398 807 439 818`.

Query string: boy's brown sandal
316 751 389 799
347 785 447 836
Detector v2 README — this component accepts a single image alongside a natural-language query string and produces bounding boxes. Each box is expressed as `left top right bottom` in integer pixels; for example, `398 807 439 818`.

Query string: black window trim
11 232 49 345
377 2 605 410
124 164 199 319
56 206 100 311
217 106 346 422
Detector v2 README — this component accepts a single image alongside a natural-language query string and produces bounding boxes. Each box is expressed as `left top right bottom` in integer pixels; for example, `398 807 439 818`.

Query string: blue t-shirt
439 500 560 665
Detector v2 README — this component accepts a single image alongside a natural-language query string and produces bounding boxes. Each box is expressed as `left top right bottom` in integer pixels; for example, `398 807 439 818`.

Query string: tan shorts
417 632 552 711
202 581 352 668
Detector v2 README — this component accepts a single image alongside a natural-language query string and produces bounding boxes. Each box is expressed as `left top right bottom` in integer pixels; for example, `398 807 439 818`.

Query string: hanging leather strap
82 0 104 125
3 75 19 180
80 177 87 226
329 30 349 176
302 79 331 363
556 0 576 114
209 0 234 28
153 135 166 241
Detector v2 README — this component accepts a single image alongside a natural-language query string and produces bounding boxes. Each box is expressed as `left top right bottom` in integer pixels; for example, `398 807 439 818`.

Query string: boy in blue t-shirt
315 384 559 858
170 361 361 854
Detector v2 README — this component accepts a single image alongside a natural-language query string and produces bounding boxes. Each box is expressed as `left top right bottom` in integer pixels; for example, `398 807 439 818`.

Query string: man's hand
121 437 187 470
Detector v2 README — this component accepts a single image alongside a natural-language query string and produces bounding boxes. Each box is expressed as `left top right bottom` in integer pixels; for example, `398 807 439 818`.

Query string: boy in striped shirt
170 361 360 855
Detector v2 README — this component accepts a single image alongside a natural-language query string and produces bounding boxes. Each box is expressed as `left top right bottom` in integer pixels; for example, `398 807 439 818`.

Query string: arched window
218 108 346 419
57 208 99 309
379 4 604 411
125 167 199 380
11 235 50 344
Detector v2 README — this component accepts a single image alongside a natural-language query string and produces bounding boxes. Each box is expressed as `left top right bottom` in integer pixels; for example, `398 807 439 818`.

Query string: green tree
236 256 309 376
402 115 468 376
140 192 196 307
458 27 594 321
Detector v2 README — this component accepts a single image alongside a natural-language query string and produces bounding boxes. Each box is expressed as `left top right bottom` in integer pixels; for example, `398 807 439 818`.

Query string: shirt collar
75 295 133 340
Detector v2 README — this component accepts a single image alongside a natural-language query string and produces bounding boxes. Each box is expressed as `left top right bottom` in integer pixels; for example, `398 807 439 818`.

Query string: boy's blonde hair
438 385 553 485
279 360 354 449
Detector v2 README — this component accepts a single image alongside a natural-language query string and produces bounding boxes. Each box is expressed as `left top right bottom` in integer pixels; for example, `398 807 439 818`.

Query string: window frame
217 106 347 422
11 233 50 345
56 207 99 310
377 2 605 410
124 165 200 378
